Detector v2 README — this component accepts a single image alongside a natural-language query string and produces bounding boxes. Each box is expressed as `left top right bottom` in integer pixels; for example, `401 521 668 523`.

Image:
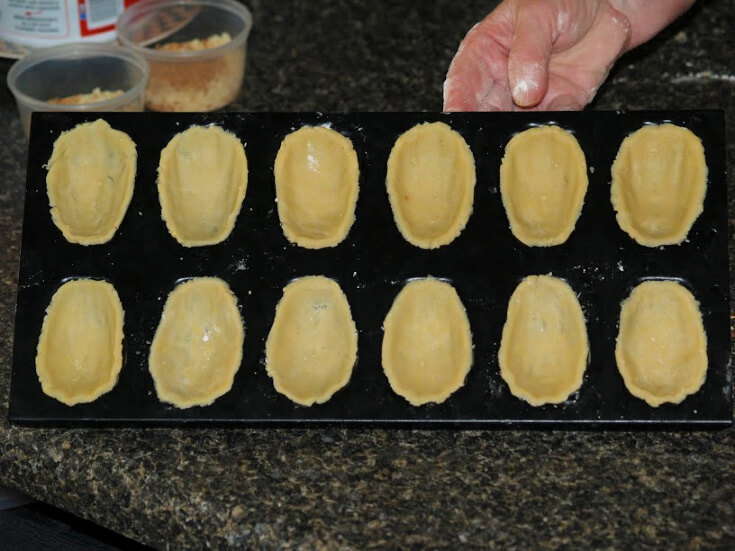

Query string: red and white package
0 0 141 49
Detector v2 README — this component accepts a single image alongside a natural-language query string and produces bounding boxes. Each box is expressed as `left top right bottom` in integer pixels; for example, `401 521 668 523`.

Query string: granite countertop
1 1 734 548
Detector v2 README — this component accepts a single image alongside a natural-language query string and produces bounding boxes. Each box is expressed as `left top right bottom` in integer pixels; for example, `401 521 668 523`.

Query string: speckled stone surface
1 1 734 548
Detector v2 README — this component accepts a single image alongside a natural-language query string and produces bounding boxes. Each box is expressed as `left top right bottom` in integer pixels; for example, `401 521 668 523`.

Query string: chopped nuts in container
117 0 253 112
47 88 125 106
146 33 245 112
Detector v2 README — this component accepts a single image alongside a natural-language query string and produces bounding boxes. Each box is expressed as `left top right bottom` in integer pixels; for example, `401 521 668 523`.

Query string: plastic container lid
117 0 252 61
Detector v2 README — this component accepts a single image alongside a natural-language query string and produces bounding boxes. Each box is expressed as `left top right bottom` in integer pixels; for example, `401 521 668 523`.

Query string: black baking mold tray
9 110 731 427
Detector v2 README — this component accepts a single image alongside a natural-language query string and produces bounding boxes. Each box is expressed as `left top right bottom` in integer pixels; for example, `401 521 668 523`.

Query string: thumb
507 2 554 108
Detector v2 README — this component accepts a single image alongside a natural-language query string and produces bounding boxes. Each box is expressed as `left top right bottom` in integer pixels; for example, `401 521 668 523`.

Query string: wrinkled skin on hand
444 0 632 111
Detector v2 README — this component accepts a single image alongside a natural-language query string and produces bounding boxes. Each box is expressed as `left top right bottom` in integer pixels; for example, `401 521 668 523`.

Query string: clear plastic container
6 43 149 138
117 0 253 112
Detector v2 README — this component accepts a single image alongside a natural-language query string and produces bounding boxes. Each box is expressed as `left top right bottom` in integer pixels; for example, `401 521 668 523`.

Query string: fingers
443 8 514 111
443 77 502 111
608 0 693 51
545 94 582 111
546 2 630 108
507 0 554 108
443 55 507 112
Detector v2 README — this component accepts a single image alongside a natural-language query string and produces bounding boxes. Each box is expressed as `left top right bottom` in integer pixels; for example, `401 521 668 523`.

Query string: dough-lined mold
498 275 589 406
158 124 248 247
386 121 476 249
149 277 244 409
382 277 473 406
274 126 360 249
265 276 358 406
616 280 707 407
46 119 136 245
500 125 588 246
611 123 707 247
11 111 730 427
35 279 125 406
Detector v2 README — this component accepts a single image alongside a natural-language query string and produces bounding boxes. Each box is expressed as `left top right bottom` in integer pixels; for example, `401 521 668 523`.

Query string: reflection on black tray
9 111 732 427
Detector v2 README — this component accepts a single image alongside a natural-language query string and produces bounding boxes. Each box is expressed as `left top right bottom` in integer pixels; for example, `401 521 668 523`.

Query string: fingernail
512 78 538 106
442 77 452 106
509 61 543 107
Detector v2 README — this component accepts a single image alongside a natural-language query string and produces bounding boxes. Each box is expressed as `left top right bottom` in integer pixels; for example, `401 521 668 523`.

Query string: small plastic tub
7 43 148 139
117 0 253 112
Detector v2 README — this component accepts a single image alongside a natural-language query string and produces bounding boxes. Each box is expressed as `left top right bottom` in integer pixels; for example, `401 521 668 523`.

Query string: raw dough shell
149 277 244 408
610 123 707 247
382 277 473 406
498 275 588 406
500 125 588 246
265 276 358 406
35 279 124 406
616 280 707 407
46 118 136 245
386 122 475 249
274 126 360 248
158 125 248 247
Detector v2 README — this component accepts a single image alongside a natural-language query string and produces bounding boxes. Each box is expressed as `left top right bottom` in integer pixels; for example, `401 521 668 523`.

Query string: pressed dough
611 123 707 246
274 126 360 248
382 278 473 406
149 277 244 408
35 279 124 406
265 276 357 406
46 118 136 245
616 280 707 407
386 122 476 249
158 125 248 247
500 125 588 246
498 275 588 406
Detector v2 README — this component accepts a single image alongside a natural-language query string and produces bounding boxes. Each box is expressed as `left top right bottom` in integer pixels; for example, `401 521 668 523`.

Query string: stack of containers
5 0 253 138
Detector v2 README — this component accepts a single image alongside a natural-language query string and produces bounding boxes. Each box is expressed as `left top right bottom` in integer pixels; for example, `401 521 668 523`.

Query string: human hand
443 0 695 111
